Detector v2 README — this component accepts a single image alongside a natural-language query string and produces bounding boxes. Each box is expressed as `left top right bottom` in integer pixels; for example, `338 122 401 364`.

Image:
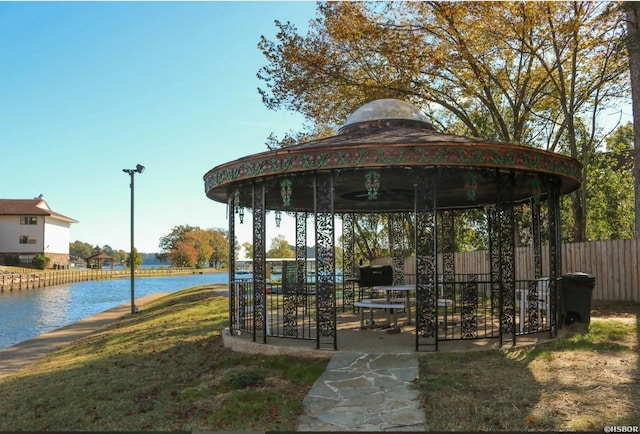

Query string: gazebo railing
230 279 316 341
231 275 551 348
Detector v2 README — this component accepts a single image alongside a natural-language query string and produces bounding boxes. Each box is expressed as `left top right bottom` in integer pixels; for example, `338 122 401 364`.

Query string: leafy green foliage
586 123 635 240
3 255 19 266
266 235 295 258
31 254 50 270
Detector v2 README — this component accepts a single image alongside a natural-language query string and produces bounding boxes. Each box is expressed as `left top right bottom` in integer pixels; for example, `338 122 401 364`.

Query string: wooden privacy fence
372 238 640 302
0 267 208 293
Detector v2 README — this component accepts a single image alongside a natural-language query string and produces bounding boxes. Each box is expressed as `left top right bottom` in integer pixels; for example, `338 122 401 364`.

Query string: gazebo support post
253 182 267 344
389 213 405 286
548 180 562 338
441 210 456 301
488 206 502 346
314 173 336 350
228 195 236 334
532 198 543 279
342 213 356 310
496 170 517 347
415 170 438 351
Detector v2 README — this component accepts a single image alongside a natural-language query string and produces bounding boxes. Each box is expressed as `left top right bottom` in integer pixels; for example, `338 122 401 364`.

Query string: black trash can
560 272 595 325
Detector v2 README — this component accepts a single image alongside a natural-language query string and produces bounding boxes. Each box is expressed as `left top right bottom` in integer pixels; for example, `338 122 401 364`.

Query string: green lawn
417 317 639 431
1 283 637 432
0 285 328 431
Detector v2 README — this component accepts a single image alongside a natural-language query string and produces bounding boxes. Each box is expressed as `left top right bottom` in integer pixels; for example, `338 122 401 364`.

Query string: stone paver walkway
296 352 427 432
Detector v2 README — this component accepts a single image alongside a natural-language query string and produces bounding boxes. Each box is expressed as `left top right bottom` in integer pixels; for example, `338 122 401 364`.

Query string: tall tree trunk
626 3 640 236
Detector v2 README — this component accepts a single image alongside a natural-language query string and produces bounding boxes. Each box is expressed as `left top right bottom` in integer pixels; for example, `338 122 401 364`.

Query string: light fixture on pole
122 163 145 314
275 210 282 227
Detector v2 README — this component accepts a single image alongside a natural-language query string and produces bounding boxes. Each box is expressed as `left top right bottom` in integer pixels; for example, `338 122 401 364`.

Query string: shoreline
0 267 222 293
0 292 170 380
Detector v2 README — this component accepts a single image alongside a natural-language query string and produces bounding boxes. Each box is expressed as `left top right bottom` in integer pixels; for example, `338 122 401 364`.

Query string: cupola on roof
340 99 433 133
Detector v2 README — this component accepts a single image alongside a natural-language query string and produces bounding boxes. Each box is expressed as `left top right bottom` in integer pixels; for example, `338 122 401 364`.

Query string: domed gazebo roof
204 99 581 212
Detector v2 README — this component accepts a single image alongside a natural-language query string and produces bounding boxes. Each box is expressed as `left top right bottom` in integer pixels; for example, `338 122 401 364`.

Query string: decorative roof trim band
204 143 581 194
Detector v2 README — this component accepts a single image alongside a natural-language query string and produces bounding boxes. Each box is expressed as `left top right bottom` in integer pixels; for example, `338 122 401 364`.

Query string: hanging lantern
365 170 380 200
275 210 282 227
280 179 292 206
464 171 478 201
238 208 245 224
532 177 543 204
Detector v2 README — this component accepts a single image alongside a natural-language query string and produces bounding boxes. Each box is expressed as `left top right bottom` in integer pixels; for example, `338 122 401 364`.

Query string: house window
19 255 35 264
19 235 37 244
20 216 38 225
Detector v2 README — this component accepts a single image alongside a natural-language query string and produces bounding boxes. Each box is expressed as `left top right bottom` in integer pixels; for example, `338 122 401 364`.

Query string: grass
1 284 637 432
417 315 639 431
0 285 328 431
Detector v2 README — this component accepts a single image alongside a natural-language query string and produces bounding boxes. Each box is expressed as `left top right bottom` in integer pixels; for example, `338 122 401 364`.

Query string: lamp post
122 163 145 314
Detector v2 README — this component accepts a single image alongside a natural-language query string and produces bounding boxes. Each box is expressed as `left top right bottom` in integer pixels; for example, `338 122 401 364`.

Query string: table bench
354 300 405 331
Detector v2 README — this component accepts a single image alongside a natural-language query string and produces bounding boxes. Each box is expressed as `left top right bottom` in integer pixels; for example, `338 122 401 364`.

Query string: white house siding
0 215 45 253
44 218 72 253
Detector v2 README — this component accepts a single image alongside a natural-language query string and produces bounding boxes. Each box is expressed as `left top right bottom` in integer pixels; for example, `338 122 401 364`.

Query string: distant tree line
157 225 229 269
69 241 128 265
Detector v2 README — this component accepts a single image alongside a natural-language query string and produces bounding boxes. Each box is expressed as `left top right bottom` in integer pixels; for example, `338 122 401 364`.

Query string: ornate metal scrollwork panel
531 199 543 279
252 183 267 340
389 213 406 286
236 280 249 330
497 172 516 339
526 279 540 331
547 180 561 336
441 210 455 300
415 170 437 344
342 213 355 308
315 174 336 348
280 212 308 338
461 274 478 338
228 195 236 333
488 206 500 318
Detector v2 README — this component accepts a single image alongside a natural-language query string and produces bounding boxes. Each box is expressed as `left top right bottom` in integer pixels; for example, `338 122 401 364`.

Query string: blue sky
0 1 317 253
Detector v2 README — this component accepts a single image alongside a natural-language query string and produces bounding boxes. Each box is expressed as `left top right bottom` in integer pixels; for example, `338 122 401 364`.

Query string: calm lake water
0 272 228 350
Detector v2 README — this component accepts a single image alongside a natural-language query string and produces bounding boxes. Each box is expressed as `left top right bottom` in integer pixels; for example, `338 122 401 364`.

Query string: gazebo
85 251 115 269
203 99 581 351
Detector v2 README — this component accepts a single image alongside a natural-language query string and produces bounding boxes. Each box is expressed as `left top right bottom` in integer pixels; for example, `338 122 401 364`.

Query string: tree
116 249 128 266
266 235 295 258
159 225 229 268
258 1 629 242
242 242 253 259
69 240 94 259
168 241 198 268
159 224 198 252
32 254 50 270
209 229 229 268
125 248 143 269
586 123 635 240
625 1 640 236
353 214 389 263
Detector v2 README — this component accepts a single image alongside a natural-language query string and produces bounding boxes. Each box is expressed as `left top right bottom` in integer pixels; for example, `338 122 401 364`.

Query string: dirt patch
591 301 640 321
